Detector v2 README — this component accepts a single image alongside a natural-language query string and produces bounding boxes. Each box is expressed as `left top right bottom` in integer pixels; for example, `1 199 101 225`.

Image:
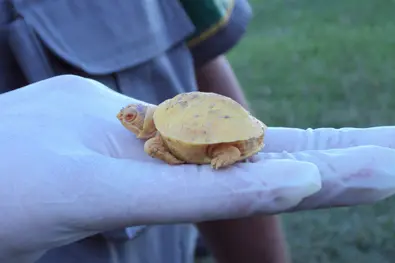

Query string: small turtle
116 92 267 169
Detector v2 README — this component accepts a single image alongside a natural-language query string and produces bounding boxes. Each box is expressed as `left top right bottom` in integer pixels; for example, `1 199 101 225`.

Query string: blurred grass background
199 0 395 262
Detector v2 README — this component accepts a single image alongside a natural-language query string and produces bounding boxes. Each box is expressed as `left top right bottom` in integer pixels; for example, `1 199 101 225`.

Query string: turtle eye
124 111 136 122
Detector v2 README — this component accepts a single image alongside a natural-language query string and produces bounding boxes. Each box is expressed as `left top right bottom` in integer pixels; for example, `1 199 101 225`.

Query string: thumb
60 154 321 228
1 150 321 257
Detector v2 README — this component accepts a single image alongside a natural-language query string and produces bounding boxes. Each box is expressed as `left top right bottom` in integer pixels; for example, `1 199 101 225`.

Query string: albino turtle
116 92 267 169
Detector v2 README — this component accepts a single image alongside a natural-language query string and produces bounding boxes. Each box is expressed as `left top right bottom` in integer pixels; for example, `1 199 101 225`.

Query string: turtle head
117 103 158 139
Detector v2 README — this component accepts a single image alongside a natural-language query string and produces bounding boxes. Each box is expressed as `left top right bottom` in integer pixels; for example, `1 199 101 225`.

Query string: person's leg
195 235 212 258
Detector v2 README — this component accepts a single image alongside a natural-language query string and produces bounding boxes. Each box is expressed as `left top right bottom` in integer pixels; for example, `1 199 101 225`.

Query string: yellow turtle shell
153 92 266 145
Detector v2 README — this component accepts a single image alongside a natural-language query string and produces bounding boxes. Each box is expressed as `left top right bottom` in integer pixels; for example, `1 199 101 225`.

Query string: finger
264 126 395 152
256 145 395 210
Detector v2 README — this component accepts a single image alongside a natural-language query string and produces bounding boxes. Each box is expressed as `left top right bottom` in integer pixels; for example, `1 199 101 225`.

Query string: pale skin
116 104 242 169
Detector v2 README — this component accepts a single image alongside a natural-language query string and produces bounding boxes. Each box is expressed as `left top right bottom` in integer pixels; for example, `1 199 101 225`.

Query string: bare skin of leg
210 144 241 169
144 133 185 165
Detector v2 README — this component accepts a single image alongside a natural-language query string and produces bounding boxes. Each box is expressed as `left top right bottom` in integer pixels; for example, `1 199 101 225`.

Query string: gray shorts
0 0 251 262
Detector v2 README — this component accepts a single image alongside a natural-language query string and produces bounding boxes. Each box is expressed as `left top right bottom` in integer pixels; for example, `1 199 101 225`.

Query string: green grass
201 0 395 262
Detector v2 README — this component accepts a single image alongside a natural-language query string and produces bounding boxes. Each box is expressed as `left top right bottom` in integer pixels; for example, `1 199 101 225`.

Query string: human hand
262 126 395 211
1 75 395 262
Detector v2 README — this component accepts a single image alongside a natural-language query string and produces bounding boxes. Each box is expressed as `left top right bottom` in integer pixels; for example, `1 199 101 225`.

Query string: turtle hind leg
210 144 241 169
144 134 184 165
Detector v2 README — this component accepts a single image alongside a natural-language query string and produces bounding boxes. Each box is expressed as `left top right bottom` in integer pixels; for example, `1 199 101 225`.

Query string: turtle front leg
144 134 185 165
210 144 241 169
